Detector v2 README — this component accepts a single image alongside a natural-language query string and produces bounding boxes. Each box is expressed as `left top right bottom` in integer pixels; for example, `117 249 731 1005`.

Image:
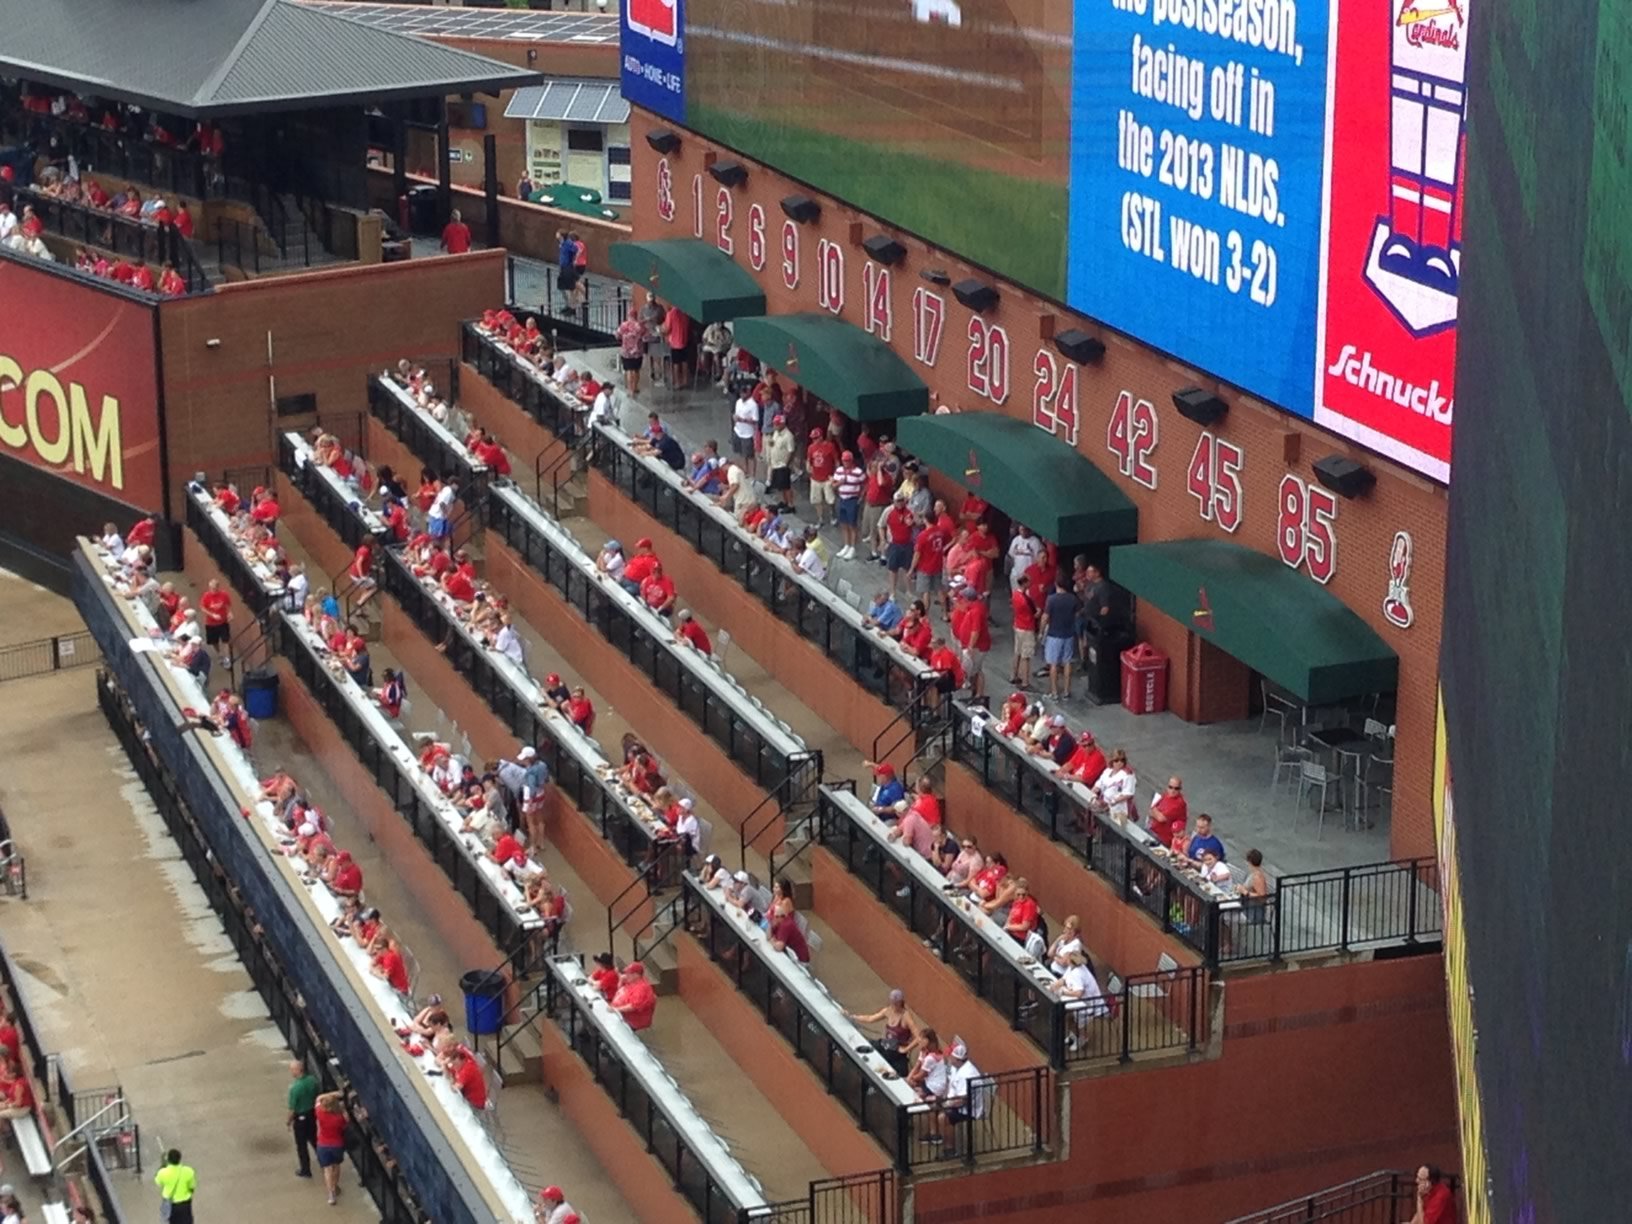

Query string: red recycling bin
1120 643 1169 715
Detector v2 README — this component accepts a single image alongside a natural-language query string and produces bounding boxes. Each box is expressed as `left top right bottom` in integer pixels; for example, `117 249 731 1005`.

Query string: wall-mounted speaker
780 194 820 224
645 129 681 155
862 234 906 265
952 278 999 313
1312 454 1377 499
919 267 951 286
1053 328 1105 365
1172 386 1227 425
707 159 747 187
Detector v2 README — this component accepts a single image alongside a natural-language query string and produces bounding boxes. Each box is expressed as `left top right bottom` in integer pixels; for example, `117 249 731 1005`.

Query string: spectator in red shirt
908 776 942 826
861 451 898 560
952 587 991 698
589 953 620 1002
1004 879 1040 941
675 608 711 654
621 538 659 590
448 1047 488 1109
639 565 677 619
158 262 186 296
1410 1166 1455 1224
109 258 136 284
330 851 363 898
1058 731 1107 787
564 686 595 735
1148 777 1188 847
369 932 410 993
440 209 472 255
895 603 934 660
926 636 964 690
770 910 812 963
805 430 840 526
998 692 1029 737
471 436 511 476
174 202 194 239
610 962 657 1030
1009 575 1043 687
382 498 409 542
441 566 476 604
910 514 949 613
250 488 281 528
199 578 234 660
0 1011 20 1067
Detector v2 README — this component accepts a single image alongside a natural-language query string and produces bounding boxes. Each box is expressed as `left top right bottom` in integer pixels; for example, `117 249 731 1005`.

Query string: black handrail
605 856 666 962
1222 1169 1461 1224
12 184 210 292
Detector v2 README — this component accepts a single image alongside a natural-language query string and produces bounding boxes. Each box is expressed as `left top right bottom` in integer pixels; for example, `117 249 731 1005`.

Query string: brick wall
626 113 1447 860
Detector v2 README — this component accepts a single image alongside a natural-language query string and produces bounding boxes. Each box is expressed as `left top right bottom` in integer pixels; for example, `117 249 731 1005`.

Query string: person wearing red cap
621 538 659 594
535 1184 578 1224
1057 730 1106 787
764 414 796 508
805 429 839 525
588 954 619 1003
329 851 364 898
609 962 657 1030
866 760 906 818
447 1045 487 1110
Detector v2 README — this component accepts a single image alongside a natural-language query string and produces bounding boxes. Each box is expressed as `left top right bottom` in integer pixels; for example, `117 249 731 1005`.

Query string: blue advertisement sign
620 0 686 124
1067 0 1332 413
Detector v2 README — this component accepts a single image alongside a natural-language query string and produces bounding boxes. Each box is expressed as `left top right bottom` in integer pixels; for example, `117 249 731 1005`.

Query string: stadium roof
0 0 542 118
301 2 620 45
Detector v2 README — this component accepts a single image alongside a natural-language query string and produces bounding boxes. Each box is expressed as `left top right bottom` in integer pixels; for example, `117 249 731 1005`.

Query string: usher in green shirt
288 1072 319 1115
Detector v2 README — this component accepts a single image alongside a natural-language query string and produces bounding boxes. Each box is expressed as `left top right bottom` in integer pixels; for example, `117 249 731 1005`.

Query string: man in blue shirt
863 590 903 632
867 762 906 819
1180 812 1226 862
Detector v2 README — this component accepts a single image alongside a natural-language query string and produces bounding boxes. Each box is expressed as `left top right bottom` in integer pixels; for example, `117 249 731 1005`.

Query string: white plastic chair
715 628 733 669
1295 761 1338 837
1270 745 1313 797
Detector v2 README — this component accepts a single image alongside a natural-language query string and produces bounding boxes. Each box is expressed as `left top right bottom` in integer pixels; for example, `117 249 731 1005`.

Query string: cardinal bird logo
1192 585 1214 632
785 342 800 372
964 448 982 487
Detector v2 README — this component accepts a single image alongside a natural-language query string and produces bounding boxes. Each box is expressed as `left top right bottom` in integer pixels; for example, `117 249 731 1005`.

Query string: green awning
731 313 929 421
608 239 766 324
1108 539 1398 704
896 412 1137 547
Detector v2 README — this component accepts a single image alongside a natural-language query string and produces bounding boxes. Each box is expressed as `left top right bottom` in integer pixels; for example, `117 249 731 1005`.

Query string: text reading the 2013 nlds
1112 0 1303 308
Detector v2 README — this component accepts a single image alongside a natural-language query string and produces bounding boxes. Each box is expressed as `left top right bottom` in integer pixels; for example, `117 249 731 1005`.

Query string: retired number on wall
1106 391 1159 489
1031 350 1080 445
1276 475 1338 583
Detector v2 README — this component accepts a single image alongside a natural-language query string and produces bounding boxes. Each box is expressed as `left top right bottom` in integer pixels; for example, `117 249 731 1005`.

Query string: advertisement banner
621 0 686 123
1067 0 1334 414
0 257 163 510
1314 0 1464 482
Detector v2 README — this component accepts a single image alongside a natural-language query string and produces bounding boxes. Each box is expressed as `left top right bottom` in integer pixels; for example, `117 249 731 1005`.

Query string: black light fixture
1053 328 1105 365
1312 454 1377 499
952 278 999 313
708 158 747 187
645 128 681 154
862 234 906 266
919 267 951 286
780 194 820 223
1172 386 1228 425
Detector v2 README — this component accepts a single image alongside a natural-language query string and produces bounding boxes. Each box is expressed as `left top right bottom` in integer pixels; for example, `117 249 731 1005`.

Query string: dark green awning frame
608 239 766 324
897 412 1137 547
1108 539 1398 703
731 313 929 421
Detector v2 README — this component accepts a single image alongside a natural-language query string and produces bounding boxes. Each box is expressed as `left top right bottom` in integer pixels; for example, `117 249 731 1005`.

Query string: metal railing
279 433 388 552
94 673 427 1224
593 428 937 715
44 121 218 201
367 375 490 509
462 323 586 444
750 1171 898 1224
486 490 821 792
683 873 1052 1171
47 1058 135 1221
13 184 211 292
1224 1170 1461 1224
504 261 630 341
815 787 1211 1069
0 629 101 682
950 705 1441 966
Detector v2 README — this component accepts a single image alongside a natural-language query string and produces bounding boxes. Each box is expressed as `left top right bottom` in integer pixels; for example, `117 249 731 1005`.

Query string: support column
483 133 500 249
436 100 453 226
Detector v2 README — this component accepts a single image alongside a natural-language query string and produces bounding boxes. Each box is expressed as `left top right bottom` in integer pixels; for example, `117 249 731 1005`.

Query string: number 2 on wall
1276 475 1338 583
1031 351 1080 445
966 318 1010 404
1106 391 1159 488
715 187 734 254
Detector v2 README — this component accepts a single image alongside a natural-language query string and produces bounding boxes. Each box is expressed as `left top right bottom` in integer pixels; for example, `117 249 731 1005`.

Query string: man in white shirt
673 797 700 852
596 539 626 583
1006 524 1044 579
1060 949 1110 1050
428 479 458 540
494 617 525 667
0 203 16 242
935 1042 984 1155
284 562 309 613
588 384 615 430
99 523 125 558
731 393 761 479
795 531 827 581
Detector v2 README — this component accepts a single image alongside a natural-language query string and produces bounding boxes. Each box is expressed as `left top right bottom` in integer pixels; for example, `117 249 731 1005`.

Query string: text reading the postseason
1113 0 1302 308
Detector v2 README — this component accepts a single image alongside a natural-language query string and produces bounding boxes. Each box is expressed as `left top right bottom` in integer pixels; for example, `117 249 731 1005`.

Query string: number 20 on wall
1277 475 1338 583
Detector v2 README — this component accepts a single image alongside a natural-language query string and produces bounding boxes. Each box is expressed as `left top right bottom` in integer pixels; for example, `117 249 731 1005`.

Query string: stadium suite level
625 110 1448 862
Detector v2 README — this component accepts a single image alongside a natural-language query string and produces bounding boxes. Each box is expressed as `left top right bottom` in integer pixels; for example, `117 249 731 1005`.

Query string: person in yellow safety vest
154 1147 197 1222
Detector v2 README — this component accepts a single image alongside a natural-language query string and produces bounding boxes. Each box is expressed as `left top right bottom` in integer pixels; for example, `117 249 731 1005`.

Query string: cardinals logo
964 448 981 487
1383 530 1414 628
1192 585 1215 633
627 0 679 47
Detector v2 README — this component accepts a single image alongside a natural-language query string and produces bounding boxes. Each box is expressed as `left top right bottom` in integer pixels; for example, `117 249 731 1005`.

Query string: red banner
1315 0 1468 482
0 257 163 509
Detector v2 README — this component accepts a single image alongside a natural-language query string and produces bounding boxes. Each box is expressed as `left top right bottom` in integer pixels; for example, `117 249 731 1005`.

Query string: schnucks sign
0 257 163 510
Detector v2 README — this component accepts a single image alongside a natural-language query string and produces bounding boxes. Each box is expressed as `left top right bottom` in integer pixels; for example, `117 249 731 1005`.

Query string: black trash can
459 969 506 1035
407 184 439 234
242 668 279 720
1082 625 1134 705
